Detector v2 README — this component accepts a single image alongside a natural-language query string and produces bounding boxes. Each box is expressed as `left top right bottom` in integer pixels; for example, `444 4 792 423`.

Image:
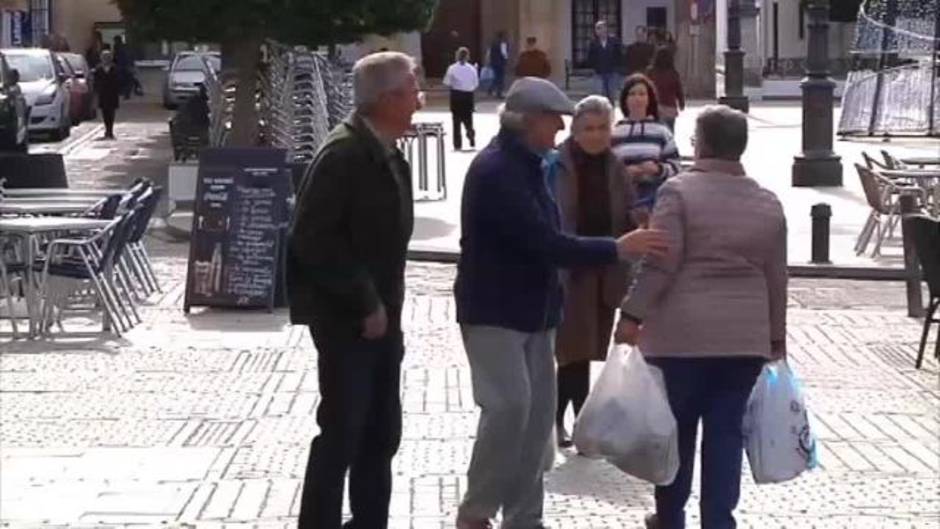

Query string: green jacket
286 113 414 338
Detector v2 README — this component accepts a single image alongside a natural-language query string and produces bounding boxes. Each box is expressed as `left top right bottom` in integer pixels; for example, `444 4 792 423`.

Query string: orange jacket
514 49 552 78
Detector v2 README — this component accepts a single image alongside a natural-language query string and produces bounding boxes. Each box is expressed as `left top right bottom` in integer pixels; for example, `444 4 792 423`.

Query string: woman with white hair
552 95 640 447
443 46 479 150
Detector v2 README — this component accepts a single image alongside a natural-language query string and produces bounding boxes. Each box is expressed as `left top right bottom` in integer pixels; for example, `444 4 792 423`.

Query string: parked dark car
0 53 29 152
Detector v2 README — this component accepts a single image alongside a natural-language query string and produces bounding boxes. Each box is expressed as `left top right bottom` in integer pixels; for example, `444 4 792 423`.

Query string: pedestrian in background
487 31 509 98
663 30 679 58
93 50 120 140
287 51 423 529
612 74 681 224
453 77 669 529
113 36 132 99
515 36 552 79
646 47 685 132
616 105 788 529
624 26 655 76
85 30 104 70
587 20 623 103
553 95 640 448
443 47 479 150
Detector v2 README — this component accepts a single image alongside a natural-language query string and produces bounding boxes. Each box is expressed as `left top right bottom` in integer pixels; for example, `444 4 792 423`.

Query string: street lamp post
792 1 843 187
719 0 749 112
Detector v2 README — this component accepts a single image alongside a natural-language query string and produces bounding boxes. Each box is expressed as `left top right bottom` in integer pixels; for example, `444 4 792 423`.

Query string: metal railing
838 60 939 137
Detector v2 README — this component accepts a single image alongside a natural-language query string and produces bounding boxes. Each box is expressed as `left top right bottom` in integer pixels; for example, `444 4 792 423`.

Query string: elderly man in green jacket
287 51 423 529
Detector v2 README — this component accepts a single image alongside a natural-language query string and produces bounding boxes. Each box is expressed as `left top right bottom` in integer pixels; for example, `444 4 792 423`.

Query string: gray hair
353 51 417 112
572 95 614 130
695 105 748 160
498 103 527 131
455 47 470 63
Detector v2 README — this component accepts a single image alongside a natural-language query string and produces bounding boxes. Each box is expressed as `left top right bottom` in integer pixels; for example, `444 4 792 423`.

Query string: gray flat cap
504 77 576 115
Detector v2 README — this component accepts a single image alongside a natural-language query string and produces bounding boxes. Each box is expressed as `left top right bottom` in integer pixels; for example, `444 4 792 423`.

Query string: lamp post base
718 94 750 113
792 154 843 187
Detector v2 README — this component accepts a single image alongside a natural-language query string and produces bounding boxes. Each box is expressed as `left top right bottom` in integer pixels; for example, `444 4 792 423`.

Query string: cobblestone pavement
2 98 938 528
1 238 938 528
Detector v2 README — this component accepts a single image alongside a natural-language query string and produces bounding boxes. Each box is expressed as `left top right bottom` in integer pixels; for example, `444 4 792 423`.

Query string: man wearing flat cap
453 77 669 529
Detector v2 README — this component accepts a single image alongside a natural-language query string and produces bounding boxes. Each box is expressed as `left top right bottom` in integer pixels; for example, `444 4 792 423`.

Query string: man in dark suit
287 51 423 529
587 20 624 103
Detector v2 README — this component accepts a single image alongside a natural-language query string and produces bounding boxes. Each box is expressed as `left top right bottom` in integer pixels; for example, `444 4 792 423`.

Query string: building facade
416 0 717 97
412 0 859 99
0 0 122 53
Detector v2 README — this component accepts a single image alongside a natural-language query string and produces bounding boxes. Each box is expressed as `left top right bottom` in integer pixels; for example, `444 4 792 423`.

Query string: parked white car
0 48 71 140
163 51 219 109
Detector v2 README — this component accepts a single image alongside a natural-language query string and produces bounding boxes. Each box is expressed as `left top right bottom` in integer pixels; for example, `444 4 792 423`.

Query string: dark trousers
450 90 475 150
101 107 116 138
297 328 404 529
490 66 505 98
595 73 622 104
647 357 764 529
556 361 590 426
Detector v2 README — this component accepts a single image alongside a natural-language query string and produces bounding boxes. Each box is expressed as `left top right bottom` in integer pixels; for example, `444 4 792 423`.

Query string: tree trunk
222 37 262 147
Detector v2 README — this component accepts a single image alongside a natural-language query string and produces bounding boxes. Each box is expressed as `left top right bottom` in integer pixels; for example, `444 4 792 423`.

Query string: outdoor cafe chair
0 258 19 339
863 151 891 171
855 164 927 257
910 215 940 369
37 212 138 336
881 150 908 170
113 187 161 299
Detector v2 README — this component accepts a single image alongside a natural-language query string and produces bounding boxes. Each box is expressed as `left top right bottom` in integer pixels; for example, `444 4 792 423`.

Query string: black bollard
810 203 831 264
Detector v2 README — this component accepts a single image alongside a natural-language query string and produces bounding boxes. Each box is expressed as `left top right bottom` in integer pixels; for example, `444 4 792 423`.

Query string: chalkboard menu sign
184 148 290 313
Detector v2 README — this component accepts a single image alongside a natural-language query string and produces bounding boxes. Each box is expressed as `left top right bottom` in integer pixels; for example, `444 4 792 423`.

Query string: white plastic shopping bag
572 346 679 486
743 360 819 484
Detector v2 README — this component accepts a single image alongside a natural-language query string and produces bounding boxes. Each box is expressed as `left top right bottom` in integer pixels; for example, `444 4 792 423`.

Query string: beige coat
554 139 637 366
621 159 788 358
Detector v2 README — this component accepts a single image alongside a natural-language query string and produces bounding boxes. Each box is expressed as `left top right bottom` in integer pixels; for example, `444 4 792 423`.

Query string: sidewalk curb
407 249 907 281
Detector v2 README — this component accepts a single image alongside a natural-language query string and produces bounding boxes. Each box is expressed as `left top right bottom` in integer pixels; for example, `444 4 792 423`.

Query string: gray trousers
458 325 557 529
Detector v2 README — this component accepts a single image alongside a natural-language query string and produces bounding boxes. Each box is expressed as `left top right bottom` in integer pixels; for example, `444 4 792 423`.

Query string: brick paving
2 96 938 528
0 244 938 528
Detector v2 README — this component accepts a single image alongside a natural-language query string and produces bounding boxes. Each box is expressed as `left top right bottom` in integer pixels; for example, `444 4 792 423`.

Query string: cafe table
881 168 940 215
2 188 117 199
0 217 112 338
899 157 940 168
0 202 94 216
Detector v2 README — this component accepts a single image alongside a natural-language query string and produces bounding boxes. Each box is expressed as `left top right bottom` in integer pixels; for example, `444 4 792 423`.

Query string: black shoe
468 134 475 149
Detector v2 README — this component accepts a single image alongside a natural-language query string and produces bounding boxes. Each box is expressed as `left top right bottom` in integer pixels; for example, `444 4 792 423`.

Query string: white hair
352 51 417 113
572 95 614 131
498 103 527 131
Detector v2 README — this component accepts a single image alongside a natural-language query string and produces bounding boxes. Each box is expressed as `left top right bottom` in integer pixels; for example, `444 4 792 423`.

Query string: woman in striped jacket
611 74 681 223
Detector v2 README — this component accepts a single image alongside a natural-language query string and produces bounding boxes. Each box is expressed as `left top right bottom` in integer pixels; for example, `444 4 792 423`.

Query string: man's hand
362 304 388 340
640 160 660 176
616 227 669 261
614 319 640 345
626 164 645 179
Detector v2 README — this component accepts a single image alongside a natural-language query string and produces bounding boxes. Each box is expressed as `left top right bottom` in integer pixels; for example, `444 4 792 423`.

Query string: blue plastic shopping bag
743 360 819 484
